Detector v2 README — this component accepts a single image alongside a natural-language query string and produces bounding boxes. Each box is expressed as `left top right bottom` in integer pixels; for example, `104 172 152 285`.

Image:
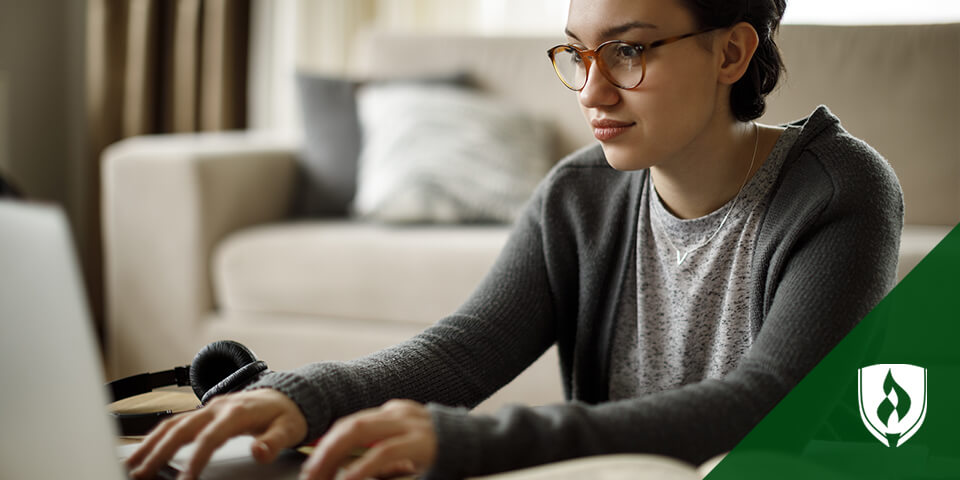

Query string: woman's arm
244 173 562 443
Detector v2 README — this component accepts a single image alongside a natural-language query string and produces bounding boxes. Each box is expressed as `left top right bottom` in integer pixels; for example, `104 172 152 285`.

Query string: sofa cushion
213 221 510 325
352 83 554 224
214 223 947 327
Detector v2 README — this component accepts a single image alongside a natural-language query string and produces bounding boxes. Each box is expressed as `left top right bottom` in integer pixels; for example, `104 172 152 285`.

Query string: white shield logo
858 364 927 447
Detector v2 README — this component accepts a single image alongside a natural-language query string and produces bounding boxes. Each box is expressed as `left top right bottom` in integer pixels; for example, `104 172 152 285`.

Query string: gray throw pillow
293 73 361 217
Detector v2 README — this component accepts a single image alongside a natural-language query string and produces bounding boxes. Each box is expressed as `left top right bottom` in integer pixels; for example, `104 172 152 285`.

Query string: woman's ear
717 22 759 85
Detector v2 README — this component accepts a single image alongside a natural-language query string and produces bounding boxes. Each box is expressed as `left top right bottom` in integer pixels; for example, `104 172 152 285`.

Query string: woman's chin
600 145 652 172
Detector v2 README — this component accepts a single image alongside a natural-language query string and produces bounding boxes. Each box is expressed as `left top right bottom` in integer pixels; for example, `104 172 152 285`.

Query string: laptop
0 200 303 479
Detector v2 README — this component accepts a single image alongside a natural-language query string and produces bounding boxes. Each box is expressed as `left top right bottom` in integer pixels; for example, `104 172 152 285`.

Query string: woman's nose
578 62 620 108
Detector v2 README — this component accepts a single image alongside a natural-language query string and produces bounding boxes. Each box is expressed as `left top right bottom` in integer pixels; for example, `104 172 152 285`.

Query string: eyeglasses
547 28 718 91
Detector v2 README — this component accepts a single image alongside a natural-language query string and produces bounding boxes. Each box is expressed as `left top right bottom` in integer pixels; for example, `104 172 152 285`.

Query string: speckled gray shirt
609 126 801 400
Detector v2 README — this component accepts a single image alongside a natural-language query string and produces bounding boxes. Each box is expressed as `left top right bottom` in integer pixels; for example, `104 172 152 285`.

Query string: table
108 386 199 445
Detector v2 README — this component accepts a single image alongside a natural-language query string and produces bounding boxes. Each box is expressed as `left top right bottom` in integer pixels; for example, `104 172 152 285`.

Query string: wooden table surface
108 387 199 445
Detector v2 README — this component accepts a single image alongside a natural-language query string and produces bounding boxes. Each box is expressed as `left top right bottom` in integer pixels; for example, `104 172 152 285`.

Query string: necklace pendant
676 250 690 265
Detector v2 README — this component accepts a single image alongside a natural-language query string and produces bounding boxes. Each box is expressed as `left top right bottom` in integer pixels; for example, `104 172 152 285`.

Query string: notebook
0 200 303 479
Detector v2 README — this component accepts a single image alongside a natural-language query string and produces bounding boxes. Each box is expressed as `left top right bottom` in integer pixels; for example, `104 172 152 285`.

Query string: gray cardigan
248 106 903 478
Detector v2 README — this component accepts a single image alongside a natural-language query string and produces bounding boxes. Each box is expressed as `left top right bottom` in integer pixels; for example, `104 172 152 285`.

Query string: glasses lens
552 46 586 90
599 42 644 88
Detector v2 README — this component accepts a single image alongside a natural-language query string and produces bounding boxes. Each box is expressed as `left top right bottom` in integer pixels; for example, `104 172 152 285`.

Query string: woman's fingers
342 434 426 480
374 458 417 478
253 416 305 463
179 403 257 479
300 399 436 480
129 407 218 479
302 410 407 479
128 394 436 480
124 413 180 470
126 389 306 479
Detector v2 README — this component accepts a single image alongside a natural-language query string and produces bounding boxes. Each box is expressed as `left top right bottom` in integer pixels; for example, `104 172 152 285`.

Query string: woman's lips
591 119 635 141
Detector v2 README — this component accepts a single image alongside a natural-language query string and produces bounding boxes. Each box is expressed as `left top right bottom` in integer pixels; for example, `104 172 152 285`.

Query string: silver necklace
651 122 759 265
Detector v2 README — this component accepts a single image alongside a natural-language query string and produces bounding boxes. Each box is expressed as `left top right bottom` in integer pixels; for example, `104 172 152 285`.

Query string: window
783 0 960 24
478 0 960 28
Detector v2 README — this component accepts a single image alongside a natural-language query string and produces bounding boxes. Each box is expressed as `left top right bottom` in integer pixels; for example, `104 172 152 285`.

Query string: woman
127 0 902 478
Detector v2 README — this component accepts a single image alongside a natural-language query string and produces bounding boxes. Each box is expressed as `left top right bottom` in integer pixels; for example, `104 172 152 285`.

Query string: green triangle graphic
705 223 960 479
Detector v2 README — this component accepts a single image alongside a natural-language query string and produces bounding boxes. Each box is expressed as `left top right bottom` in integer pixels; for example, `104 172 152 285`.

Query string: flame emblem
858 364 927 448
877 369 911 428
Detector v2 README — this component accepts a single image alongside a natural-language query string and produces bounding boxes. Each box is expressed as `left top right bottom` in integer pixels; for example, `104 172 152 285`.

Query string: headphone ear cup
190 340 268 403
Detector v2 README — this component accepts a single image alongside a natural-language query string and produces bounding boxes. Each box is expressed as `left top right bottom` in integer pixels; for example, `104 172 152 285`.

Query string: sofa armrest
103 131 298 377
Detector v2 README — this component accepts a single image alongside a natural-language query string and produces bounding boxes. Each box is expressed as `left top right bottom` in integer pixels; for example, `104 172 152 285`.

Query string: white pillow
352 83 553 223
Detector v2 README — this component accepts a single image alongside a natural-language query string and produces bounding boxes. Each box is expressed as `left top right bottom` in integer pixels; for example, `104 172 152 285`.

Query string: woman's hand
125 388 307 480
301 399 437 480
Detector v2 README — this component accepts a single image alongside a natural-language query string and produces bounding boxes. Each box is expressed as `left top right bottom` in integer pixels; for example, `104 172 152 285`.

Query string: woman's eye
564 48 584 65
615 44 642 59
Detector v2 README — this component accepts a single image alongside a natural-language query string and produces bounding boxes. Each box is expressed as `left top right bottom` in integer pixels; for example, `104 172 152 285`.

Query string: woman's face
565 0 723 171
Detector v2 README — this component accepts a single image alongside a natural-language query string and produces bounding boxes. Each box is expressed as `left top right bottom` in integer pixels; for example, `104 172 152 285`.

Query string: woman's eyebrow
565 21 659 42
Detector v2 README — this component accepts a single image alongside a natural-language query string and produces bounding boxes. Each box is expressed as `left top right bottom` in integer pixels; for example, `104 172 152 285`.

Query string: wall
0 0 86 218
0 0 92 322
0 70 8 175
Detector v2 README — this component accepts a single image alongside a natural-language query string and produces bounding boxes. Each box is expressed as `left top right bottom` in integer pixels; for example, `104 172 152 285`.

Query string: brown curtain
84 0 249 340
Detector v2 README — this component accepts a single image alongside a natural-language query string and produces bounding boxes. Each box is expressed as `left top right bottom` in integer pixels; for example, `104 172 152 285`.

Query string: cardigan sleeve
422 137 904 479
244 173 561 444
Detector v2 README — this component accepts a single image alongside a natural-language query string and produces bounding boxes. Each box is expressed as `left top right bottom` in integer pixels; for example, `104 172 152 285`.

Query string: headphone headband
108 366 192 402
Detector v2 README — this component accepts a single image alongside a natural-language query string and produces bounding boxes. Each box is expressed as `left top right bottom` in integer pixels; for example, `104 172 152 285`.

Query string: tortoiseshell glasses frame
547 28 719 91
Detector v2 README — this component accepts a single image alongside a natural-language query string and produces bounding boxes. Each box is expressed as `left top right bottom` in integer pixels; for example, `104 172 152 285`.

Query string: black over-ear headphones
107 340 269 435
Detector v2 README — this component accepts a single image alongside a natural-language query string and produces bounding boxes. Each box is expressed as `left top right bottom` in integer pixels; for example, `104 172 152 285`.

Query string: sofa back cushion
353 32 592 161
354 24 960 226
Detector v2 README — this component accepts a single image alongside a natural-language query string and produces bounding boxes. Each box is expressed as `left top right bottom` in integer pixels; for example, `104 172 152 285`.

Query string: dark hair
678 0 787 121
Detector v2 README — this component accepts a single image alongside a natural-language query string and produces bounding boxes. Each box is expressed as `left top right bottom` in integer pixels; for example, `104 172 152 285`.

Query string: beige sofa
103 24 959 412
